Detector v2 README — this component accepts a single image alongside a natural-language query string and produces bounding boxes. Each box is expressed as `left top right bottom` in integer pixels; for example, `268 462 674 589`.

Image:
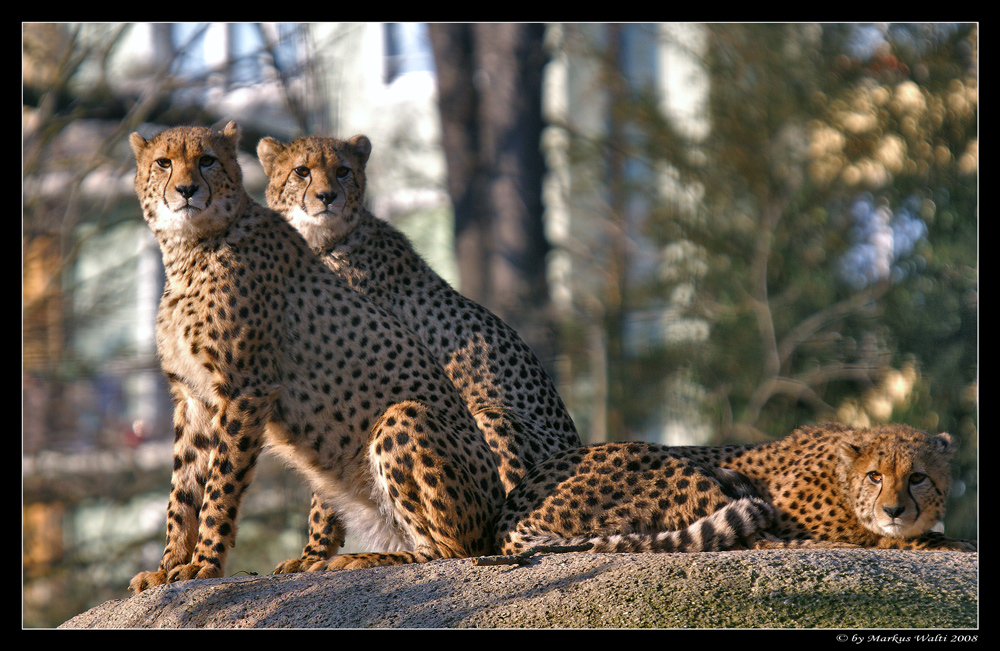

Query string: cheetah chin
284 206 343 248
155 203 228 239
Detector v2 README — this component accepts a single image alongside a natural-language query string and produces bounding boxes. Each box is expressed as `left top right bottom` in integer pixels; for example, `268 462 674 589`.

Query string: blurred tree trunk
428 23 557 367
604 24 632 441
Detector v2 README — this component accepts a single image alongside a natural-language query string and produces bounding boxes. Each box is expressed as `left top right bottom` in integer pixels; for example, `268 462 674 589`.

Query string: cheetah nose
315 191 338 206
176 184 199 200
883 505 905 519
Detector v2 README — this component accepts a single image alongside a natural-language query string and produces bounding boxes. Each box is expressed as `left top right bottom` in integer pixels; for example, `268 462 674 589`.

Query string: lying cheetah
257 134 581 572
495 442 776 555
127 122 505 593
496 423 976 555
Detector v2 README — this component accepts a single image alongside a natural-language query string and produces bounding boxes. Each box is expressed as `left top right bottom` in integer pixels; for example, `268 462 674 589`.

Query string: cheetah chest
156 291 233 406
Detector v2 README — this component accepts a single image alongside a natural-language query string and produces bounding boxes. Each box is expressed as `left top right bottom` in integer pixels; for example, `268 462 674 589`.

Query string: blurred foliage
700 23 976 440
552 24 976 536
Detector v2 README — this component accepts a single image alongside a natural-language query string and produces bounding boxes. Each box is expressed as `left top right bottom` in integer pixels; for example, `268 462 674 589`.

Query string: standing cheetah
496 423 976 555
127 122 505 593
257 134 581 572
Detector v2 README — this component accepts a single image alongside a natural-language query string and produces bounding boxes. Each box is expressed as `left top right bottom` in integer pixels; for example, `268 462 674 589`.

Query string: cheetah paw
129 563 223 593
273 557 324 574
166 562 223 583
129 569 168 594
315 555 368 570
936 538 977 552
310 553 402 571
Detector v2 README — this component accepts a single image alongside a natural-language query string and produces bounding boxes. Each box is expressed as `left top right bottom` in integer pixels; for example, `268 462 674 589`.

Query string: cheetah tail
514 497 775 554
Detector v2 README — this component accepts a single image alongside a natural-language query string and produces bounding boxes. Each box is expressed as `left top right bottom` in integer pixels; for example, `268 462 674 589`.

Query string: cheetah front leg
751 536 863 550
873 531 977 552
273 493 347 574
129 389 210 592
129 392 272 593
752 531 977 551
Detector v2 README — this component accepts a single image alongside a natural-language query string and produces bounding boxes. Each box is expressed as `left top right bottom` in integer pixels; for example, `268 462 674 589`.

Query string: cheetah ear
931 432 953 456
256 137 285 176
207 119 241 155
217 120 241 148
348 135 372 166
838 439 862 464
129 132 148 160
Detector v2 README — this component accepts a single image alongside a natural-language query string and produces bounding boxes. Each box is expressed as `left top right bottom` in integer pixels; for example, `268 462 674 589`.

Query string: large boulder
61 549 977 629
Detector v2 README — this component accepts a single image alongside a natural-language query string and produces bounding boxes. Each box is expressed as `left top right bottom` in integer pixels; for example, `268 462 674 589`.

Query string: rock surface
60 550 978 629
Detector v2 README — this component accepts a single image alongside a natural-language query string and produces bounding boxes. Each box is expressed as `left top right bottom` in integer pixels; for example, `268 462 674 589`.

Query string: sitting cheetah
496 423 976 555
257 134 581 572
127 122 505 593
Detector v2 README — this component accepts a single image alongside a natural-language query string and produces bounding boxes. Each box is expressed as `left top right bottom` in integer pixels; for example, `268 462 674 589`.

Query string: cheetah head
129 121 245 242
839 425 954 539
257 135 372 251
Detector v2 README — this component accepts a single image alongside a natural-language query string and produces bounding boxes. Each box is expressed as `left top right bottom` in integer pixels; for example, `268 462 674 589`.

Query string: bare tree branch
776 280 889 370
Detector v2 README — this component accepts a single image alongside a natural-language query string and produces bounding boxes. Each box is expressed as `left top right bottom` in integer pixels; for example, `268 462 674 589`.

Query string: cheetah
127 122 505 593
495 442 776 555
496 423 976 555
257 134 582 572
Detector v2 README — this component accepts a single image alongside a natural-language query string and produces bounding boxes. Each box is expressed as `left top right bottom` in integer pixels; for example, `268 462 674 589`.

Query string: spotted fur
497 424 976 555
496 442 774 554
257 134 581 572
127 123 505 593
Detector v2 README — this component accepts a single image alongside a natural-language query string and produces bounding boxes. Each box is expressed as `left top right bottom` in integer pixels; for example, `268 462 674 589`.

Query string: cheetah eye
154 158 171 169
909 473 927 485
199 155 217 168
866 471 883 484
293 166 310 178
336 166 350 180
